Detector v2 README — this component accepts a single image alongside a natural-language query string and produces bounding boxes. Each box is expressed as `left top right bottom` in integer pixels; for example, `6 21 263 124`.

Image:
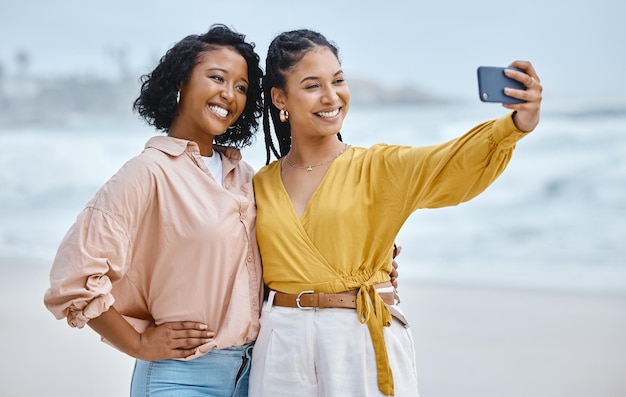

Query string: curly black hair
133 24 263 148
263 29 342 164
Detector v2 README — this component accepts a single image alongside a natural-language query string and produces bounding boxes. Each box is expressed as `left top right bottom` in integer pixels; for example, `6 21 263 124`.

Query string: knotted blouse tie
356 284 395 395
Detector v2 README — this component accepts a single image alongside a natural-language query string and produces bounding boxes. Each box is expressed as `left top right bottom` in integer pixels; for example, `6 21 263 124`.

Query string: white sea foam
2 98 625 294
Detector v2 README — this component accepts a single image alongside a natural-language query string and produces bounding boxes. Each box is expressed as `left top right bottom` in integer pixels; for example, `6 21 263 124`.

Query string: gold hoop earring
176 90 181 105
279 109 289 123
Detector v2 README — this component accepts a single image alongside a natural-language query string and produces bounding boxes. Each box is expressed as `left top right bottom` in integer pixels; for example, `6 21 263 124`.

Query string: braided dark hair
133 24 263 148
263 29 343 164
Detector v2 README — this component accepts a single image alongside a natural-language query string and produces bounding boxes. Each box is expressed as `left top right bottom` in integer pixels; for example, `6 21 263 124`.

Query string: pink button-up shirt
44 136 262 358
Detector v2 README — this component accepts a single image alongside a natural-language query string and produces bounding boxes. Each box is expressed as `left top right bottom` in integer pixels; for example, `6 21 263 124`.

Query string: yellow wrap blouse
253 113 530 395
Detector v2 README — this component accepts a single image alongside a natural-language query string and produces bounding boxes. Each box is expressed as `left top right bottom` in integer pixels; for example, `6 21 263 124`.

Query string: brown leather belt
272 288 395 310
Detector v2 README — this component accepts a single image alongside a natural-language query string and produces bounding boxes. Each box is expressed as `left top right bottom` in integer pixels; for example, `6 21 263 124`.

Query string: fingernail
199 324 208 330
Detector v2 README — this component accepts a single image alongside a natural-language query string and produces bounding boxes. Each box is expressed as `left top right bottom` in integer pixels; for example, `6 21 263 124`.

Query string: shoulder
254 159 281 181
115 146 169 180
91 141 173 206
346 144 408 162
232 158 257 181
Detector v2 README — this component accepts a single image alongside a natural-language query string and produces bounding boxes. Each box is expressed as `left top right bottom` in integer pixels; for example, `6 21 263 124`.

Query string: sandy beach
2 260 625 397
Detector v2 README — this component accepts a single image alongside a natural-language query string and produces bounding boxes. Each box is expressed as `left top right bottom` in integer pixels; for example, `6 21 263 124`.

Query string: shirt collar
145 135 195 156
144 136 240 174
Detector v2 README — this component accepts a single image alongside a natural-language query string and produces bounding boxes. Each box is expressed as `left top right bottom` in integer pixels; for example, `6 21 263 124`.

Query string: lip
207 103 231 120
315 107 341 119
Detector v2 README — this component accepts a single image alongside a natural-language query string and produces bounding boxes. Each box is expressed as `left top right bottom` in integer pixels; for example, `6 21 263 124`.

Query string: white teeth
209 105 228 118
317 109 340 118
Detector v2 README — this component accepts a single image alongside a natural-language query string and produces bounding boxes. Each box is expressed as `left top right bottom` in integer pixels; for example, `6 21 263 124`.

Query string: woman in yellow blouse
249 29 542 396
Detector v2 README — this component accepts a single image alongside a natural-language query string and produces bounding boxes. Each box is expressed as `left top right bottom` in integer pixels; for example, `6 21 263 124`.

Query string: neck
285 139 348 171
287 137 344 164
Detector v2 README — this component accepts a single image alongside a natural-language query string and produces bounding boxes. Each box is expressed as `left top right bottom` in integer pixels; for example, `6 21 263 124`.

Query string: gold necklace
285 143 348 172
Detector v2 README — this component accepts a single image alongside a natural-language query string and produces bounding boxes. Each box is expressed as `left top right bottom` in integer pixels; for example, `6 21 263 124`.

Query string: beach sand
2 261 625 397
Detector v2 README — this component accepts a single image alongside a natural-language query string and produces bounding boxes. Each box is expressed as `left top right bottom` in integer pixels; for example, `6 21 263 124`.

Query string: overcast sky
1 0 624 102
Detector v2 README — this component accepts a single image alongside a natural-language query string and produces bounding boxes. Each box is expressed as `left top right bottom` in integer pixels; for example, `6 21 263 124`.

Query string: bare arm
87 307 214 361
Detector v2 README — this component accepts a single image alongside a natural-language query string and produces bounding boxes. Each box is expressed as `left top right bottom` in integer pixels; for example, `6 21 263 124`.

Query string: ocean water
1 97 625 294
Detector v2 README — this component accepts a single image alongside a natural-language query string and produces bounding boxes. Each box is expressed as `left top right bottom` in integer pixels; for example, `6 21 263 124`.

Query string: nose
321 84 339 104
221 85 235 101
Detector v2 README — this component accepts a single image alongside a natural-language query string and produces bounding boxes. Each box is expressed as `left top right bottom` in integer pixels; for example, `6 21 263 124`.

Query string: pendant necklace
285 143 348 172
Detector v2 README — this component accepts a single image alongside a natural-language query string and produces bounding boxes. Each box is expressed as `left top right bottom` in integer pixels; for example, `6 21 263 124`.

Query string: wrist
511 110 537 133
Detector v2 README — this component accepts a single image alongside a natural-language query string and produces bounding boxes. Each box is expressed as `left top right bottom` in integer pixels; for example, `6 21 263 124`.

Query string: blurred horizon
1 0 625 102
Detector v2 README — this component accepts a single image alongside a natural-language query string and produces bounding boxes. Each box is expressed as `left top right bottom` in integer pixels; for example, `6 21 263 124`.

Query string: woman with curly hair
44 24 264 396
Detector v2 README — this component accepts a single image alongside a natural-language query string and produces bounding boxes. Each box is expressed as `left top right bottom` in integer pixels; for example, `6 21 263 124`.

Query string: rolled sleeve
66 292 116 328
44 206 130 328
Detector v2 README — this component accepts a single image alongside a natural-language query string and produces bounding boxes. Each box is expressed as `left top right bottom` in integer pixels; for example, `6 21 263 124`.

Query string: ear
270 87 286 109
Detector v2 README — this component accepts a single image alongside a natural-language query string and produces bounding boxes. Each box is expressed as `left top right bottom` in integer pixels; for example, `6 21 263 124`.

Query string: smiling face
273 47 350 140
169 46 249 154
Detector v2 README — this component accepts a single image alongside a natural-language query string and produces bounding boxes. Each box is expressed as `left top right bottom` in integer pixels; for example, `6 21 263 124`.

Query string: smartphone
477 66 526 104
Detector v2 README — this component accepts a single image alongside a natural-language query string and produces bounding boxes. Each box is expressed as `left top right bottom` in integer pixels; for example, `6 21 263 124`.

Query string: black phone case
477 66 526 104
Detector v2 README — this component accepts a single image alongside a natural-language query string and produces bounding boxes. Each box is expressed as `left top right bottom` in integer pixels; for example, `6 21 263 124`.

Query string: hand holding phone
477 66 526 104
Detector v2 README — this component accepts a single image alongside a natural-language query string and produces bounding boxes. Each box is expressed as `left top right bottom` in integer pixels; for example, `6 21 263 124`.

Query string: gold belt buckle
296 290 315 309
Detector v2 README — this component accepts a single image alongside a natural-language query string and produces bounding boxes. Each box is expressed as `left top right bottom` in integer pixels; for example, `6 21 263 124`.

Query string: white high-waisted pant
249 290 420 397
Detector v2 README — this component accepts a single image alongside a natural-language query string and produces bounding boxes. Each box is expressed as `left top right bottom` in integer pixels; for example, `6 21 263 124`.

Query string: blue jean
131 343 253 397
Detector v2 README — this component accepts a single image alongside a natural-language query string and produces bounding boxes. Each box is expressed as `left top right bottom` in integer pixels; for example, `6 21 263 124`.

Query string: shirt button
247 255 253 262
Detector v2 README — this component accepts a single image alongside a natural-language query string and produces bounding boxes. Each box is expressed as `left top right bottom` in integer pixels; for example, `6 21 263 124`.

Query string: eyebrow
300 70 344 84
207 67 249 85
